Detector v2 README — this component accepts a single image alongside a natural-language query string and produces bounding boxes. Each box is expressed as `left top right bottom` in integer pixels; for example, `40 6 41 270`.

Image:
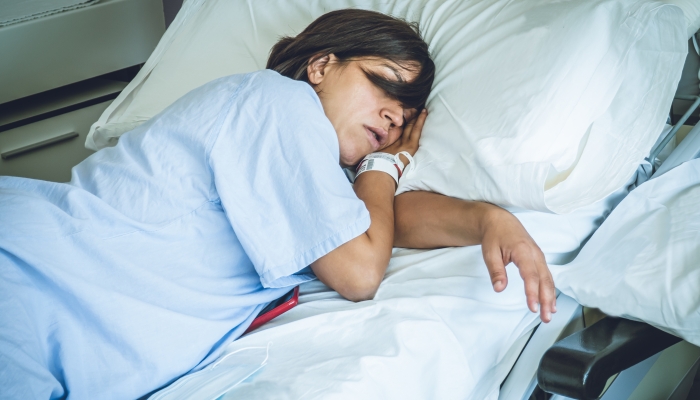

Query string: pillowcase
86 0 687 213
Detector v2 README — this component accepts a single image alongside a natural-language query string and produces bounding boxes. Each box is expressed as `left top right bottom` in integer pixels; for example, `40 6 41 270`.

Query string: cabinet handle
1 132 79 160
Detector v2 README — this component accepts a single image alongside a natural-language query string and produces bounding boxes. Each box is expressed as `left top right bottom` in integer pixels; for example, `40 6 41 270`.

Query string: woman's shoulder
240 70 321 108
245 69 310 89
196 70 320 114
214 70 337 155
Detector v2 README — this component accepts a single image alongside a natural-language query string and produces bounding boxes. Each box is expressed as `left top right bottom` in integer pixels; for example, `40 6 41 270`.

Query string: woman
0 9 553 399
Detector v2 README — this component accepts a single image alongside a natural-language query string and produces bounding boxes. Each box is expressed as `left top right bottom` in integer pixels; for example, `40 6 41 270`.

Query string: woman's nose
382 102 405 128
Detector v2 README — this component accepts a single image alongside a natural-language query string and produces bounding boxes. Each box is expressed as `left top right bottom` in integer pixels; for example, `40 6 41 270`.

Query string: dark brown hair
266 9 435 112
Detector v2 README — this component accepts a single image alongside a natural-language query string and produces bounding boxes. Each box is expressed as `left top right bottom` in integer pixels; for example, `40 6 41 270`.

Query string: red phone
244 286 299 334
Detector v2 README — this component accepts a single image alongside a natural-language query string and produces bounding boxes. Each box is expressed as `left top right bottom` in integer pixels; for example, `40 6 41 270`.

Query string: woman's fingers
536 249 557 317
402 119 417 143
385 108 427 166
480 208 555 323
406 109 427 145
482 243 508 293
512 244 556 322
401 108 419 139
513 251 541 316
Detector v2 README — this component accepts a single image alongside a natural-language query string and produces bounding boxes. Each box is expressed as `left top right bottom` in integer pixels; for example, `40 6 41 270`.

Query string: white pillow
552 159 700 346
87 0 687 213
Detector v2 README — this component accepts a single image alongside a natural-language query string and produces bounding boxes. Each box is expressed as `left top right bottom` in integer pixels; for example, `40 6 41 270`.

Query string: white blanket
553 159 700 347
153 246 538 400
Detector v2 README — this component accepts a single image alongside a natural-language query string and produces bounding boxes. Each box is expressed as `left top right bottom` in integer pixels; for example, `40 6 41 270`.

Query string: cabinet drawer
0 0 165 104
0 101 111 182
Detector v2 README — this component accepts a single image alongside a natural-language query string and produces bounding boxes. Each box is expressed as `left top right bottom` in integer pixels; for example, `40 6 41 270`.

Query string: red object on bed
244 286 299 334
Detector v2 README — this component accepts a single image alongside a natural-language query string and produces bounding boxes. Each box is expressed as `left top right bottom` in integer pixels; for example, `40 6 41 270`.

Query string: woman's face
307 55 419 167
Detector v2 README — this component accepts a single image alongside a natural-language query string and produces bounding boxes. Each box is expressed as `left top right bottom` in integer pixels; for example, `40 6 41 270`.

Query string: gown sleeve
207 71 370 288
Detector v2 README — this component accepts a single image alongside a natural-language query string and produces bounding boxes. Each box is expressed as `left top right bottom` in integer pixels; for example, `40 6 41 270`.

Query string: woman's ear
307 54 335 85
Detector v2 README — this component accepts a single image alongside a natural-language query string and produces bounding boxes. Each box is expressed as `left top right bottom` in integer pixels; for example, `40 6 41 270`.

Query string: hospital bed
144 20 700 400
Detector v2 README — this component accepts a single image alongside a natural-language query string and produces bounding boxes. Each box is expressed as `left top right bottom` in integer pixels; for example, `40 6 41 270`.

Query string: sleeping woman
0 9 555 400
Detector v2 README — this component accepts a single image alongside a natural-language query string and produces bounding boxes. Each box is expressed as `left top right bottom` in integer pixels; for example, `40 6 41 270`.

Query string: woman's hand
383 109 427 166
394 192 556 322
480 207 557 322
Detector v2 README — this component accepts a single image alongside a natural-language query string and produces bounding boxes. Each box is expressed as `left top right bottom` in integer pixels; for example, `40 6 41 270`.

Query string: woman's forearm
310 171 396 301
310 110 425 302
394 191 497 249
394 190 557 322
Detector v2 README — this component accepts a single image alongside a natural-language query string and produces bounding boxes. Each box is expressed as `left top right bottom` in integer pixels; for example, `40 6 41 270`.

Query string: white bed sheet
150 183 631 400
152 246 538 400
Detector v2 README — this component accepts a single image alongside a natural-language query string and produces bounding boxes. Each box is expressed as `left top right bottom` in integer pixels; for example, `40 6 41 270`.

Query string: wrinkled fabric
152 184 628 400
665 0 700 37
553 159 700 347
156 246 539 400
0 70 369 399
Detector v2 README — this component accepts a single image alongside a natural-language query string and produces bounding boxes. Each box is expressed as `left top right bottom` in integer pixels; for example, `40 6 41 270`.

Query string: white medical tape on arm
355 153 400 185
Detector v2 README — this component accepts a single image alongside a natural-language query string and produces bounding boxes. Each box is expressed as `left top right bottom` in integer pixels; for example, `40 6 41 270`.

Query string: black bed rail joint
536 316 681 400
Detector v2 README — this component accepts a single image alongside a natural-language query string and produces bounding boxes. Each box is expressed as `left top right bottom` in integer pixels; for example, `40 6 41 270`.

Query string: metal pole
649 96 700 163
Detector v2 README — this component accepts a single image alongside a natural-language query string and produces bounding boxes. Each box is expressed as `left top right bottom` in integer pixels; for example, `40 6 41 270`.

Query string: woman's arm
394 191 557 322
310 171 396 302
394 192 491 249
310 110 427 302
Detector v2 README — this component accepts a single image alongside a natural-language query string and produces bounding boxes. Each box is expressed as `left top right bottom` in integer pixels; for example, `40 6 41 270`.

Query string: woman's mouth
364 125 387 151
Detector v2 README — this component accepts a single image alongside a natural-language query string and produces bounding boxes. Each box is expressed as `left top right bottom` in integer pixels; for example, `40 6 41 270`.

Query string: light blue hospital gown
0 70 370 399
